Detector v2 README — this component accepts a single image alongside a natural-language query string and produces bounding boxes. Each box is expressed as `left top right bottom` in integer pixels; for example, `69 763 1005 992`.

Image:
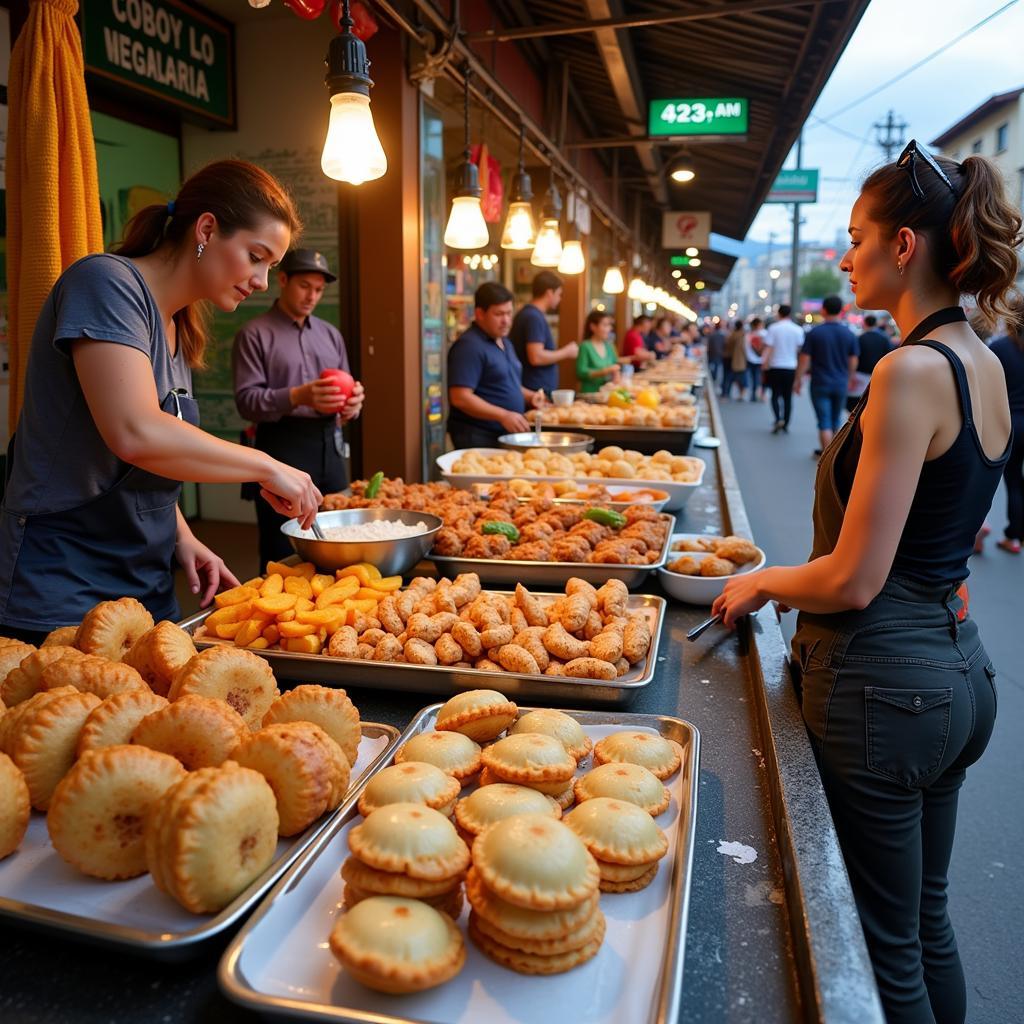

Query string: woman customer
576 309 621 393
746 316 766 401
989 298 1024 553
0 160 323 643
712 142 1018 1024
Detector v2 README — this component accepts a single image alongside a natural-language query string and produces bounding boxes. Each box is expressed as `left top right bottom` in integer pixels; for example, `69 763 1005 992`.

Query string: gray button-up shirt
232 302 351 421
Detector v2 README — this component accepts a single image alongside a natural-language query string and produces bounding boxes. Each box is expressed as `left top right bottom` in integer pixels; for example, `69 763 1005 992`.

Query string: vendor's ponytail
115 160 302 369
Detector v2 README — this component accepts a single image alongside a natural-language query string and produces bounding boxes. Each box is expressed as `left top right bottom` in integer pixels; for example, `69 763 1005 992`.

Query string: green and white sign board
648 98 748 136
82 0 235 126
766 168 819 203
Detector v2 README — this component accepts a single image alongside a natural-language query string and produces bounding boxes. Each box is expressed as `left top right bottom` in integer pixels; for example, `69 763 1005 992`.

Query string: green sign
669 255 695 267
648 98 748 136
82 0 235 126
766 168 819 203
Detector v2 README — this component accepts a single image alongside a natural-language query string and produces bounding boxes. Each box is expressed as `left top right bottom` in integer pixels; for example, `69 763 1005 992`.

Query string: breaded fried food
42 626 80 648
0 641 36 693
700 556 737 578
667 556 701 575
1 646 84 707
715 537 760 565
76 597 155 662
123 621 197 697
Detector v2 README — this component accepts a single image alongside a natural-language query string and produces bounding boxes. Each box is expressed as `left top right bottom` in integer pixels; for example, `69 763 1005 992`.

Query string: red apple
321 368 356 401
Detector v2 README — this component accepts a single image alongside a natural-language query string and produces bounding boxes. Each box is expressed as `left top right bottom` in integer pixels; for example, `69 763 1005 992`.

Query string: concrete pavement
716 383 1022 1024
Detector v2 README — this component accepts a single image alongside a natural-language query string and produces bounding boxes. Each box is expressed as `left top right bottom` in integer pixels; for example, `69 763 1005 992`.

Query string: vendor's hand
339 381 365 423
292 379 345 415
562 342 580 359
175 531 241 608
528 390 546 410
711 569 770 628
499 409 531 433
259 460 323 530
606 364 621 378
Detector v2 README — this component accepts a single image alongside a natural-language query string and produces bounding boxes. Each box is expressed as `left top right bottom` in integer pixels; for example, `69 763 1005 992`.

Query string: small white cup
552 389 575 407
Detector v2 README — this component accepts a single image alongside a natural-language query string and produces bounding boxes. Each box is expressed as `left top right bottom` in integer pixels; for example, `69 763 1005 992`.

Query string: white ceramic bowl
657 534 766 605
551 389 576 407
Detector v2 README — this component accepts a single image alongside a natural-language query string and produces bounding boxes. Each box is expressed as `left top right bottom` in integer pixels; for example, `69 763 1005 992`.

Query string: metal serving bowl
281 509 443 575
497 431 594 454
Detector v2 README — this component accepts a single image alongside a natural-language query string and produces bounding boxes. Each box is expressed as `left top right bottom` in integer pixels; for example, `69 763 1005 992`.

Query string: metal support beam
567 134 749 149
466 0 848 43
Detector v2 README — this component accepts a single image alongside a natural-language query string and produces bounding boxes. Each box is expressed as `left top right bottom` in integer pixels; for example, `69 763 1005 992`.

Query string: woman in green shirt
576 310 621 393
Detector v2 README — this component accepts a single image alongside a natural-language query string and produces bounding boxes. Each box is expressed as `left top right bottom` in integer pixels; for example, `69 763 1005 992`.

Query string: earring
897 259 903 276
196 243 205 260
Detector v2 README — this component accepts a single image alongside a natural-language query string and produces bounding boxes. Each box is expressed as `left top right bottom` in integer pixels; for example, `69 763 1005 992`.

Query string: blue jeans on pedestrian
708 356 723 385
810 384 846 432
748 363 761 399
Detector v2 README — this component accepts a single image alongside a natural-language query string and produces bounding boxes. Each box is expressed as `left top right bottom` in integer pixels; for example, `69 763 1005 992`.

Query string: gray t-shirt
4 253 191 516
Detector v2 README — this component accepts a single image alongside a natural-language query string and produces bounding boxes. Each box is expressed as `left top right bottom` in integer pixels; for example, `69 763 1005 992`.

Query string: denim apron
0 388 200 628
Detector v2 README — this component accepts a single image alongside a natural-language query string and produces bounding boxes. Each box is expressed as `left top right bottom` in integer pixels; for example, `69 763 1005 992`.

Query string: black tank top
827 308 1010 585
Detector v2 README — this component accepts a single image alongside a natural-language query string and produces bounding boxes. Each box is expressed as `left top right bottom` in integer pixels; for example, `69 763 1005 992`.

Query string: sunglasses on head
896 140 958 202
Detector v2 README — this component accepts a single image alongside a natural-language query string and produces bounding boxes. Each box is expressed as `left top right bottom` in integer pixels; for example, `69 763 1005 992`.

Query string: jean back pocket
865 686 953 788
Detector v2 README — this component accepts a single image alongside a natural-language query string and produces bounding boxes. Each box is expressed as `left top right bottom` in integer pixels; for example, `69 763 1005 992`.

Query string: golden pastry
715 536 760 565
170 647 279 730
76 597 155 662
468 912 604 975
0 751 30 859
1 646 84 707
393 730 481 784
573 762 671 816
593 730 681 780
357 762 461 819
329 896 466 994
261 684 360 765
700 556 736 578
598 863 659 893
348 803 470 881
667 556 702 576
0 686 77 756
47 745 186 879
131 694 248 770
123 621 197 697
454 783 560 840
469 905 604 956
480 734 576 786
42 653 148 700
76 690 170 756
0 641 36 693
41 626 79 648
341 855 464 900
508 709 593 762
342 882 464 921
435 689 517 742
563 797 669 865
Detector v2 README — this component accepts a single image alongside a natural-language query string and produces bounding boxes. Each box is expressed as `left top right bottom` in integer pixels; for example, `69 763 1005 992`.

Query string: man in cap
233 248 364 566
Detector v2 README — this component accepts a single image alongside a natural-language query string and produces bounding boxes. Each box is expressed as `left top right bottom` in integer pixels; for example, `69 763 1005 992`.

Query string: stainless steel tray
427 512 675 589
179 593 667 708
539 420 698 455
0 723 400 960
218 704 701 1024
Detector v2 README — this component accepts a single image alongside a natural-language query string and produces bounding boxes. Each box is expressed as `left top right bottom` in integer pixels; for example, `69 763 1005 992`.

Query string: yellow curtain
7 0 103 435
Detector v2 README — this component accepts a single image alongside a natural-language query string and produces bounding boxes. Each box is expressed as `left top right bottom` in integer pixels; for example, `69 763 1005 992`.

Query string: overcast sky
745 0 1023 246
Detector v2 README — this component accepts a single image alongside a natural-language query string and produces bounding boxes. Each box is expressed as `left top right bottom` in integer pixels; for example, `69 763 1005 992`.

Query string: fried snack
341 855 464 900
169 646 279 730
76 597 155 662
131 694 248 770
563 797 669 866
514 584 549 628
672 536 719 553
145 762 279 912
667 556 701 576
495 644 540 676
563 657 617 681
565 577 599 609
123 621 197 697
262 684 361 766
76 690 170 756
596 579 629 618
0 751 30 859
0 642 36 693
597 862 660 893
700 556 736 578
42 626 80 648
542 622 590 661
329 896 466 994
342 882 464 921
327 625 359 659
357 762 461 819
481 734 575 787
393 730 481 784
508 709 593 762
715 537 760 565
469 906 605 957
348 803 470 881
435 689 517 742
472 815 600 912
573 762 671 816
47 745 186 879
231 722 345 836
622 616 652 664
593 730 681 780
0 686 77 756
286 720 351 808
12 690 101 809
454 783 560 840
589 629 623 664
1 646 84 707
42 653 149 700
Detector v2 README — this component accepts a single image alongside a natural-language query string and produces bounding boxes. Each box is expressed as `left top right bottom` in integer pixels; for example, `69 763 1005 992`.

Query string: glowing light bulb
558 239 585 275
601 265 625 294
500 201 537 250
321 93 387 184
444 196 489 250
530 219 563 267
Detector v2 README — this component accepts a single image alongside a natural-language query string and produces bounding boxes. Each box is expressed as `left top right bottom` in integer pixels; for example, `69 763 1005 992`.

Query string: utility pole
873 110 908 163
790 133 802 309
767 230 777 309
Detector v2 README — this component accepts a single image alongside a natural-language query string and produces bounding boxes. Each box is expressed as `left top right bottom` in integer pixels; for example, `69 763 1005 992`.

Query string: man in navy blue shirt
845 314 895 412
509 271 577 395
795 295 859 455
448 282 545 449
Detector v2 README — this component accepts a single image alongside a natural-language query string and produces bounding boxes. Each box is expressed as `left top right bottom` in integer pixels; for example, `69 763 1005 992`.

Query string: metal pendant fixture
531 177 563 267
500 124 537 250
557 188 585 274
321 0 387 184
602 261 625 294
668 153 696 184
444 66 489 250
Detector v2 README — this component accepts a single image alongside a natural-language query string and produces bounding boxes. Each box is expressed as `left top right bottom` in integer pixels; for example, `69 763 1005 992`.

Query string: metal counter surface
0 393 878 1024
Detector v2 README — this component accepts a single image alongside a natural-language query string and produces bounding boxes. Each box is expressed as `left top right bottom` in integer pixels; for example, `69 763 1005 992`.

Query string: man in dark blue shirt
796 294 859 454
846 314 895 412
509 271 578 395
448 281 545 449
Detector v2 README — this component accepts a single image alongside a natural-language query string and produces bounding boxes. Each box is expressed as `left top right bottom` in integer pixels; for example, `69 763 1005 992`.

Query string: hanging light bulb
685 246 699 257
627 276 645 300
531 178 563 267
602 264 625 294
321 0 387 183
444 66 489 250
558 239 585 275
501 125 537 250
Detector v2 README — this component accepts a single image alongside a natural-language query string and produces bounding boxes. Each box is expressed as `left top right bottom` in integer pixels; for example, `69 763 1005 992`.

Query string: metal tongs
534 403 545 444
310 514 327 541
686 613 722 642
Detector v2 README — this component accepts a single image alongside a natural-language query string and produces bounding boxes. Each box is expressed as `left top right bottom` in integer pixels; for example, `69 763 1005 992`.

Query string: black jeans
766 368 795 426
794 578 997 1024
1002 416 1024 540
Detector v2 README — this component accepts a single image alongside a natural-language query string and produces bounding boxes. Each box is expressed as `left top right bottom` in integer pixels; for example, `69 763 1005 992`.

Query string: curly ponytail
862 150 1022 330
114 160 302 369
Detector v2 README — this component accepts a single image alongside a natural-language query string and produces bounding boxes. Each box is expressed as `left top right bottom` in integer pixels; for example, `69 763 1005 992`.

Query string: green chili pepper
482 521 521 543
364 471 385 499
583 507 627 529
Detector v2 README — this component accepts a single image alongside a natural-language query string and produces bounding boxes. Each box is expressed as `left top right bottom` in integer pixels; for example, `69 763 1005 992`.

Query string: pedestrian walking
761 304 804 432
846 313 895 412
989 300 1024 553
721 320 747 399
706 320 726 384
746 317 766 401
795 294 859 455
713 141 1018 1024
